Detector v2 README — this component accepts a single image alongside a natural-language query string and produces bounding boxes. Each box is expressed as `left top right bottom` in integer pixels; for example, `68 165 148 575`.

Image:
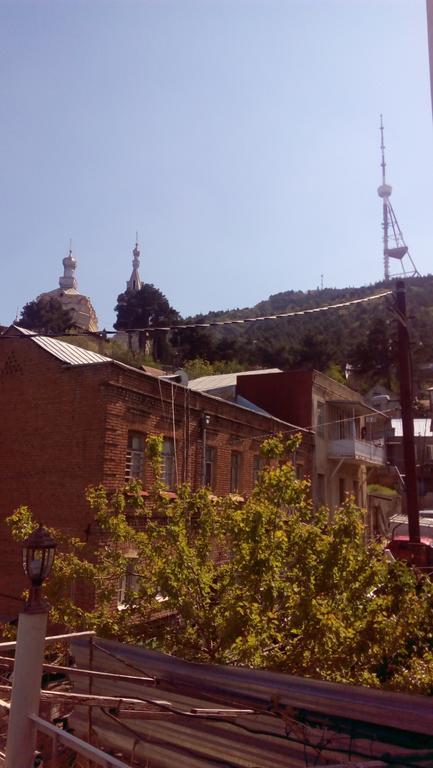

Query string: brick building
191 370 388 510
237 370 388 508
0 327 312 617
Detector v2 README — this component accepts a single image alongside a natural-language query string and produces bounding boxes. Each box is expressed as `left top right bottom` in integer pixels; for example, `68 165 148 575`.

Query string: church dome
37 245 99 332
62 251 77 270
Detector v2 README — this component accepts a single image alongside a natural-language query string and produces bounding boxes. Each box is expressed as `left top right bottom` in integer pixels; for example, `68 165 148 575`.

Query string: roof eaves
196 388 312 433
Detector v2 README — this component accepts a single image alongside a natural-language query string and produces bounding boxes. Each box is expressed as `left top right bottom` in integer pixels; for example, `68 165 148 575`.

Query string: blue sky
1 0 432 330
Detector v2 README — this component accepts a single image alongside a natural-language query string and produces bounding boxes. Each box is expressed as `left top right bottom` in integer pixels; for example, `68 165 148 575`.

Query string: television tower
377 116 420 281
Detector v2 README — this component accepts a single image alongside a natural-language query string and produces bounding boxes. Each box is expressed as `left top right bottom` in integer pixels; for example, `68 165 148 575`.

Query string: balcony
328 438 386 465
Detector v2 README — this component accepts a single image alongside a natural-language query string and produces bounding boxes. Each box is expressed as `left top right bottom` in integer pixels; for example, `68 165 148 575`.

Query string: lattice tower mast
377 116 420 281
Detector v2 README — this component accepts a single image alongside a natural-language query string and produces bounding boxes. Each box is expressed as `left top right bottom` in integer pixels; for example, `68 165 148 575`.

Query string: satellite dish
174 369 189 385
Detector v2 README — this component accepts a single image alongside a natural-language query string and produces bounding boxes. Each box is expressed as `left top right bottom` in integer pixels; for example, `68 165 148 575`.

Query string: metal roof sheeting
13 326 111 366
391 418 433 438
69 637 433 768
188 369 282 392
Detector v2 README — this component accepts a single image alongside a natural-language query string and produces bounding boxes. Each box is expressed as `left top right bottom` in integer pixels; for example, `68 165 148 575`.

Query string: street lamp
5 524 57 766
22 524 56 613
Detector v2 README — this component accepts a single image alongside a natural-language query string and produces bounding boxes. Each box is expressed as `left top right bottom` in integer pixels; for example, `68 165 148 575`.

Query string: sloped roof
235 394 273 416
69 635 433 767
188 369 282 392
11 326 111 366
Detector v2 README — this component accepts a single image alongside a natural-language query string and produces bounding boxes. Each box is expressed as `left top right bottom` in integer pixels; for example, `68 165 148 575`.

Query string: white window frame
230 451 242 493
117 556 139 608
162 437 175 489
125 432 145 481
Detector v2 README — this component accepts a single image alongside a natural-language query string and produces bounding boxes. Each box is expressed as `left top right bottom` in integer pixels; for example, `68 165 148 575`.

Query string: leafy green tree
6 433 433 692
18 297 74 335
114 284 180 360
325 362 346 383
172 325 216 363
183 357 246 380
349 317 397 390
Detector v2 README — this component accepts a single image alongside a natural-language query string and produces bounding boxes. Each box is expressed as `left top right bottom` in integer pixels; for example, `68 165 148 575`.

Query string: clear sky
1 0 432 330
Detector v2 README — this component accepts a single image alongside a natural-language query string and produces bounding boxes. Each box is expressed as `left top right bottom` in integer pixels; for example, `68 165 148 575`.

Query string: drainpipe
201 413 211 485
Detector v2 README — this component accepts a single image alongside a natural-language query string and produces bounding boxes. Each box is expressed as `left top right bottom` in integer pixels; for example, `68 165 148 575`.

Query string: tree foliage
114 284 180 361
114 284 180 331
6 434 433 693
175 276 433 392
18 297 74 335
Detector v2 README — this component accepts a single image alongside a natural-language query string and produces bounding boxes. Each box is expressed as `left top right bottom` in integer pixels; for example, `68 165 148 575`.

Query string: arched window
125 432 145 481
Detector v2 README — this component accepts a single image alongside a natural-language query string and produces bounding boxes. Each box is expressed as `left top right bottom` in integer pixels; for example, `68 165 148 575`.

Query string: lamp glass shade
22 525 56 586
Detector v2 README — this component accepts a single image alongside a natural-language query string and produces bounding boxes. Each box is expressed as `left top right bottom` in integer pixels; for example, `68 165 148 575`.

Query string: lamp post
5 524 56 768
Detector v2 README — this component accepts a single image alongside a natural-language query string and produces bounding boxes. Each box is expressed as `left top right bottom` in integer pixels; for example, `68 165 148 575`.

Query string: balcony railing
328 438 386 465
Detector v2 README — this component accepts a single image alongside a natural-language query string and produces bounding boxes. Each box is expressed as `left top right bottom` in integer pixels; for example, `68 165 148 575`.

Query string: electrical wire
4 290 392 339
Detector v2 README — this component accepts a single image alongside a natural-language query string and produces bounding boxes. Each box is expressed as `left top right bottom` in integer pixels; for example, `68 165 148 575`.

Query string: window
125 432 145 481
316 402 325 438
118 557 139 607
162 438 175 489
230 451 242 493
252 455 264 486
204 445 216 488
353 479 360 504
296 463 304 479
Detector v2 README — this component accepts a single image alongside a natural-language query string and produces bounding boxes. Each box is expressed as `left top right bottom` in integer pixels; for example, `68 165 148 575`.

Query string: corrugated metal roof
69 637 433 768
188 369 282 392
391 418 433 438
13 326 111 366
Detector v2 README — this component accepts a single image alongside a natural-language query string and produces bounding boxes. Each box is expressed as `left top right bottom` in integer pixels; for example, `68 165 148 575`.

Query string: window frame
125 432 145 481
204 445 216 488
117 556 139 608
230 451 242 493
316 401 326 438
162 437 176 489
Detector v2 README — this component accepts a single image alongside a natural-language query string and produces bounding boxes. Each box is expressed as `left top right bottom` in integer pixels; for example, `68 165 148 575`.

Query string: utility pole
388 282 433 569
395 280 420 543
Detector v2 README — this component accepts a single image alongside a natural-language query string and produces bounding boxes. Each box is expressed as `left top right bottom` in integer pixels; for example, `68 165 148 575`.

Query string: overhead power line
5 290 392 339
96 290 393 335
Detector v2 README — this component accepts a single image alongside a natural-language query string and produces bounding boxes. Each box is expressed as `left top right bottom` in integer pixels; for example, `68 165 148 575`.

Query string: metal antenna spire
380 114 386 185
378 115 390 280
377 116 420 282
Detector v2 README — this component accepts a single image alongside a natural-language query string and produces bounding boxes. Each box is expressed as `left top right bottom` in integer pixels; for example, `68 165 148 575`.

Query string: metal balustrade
328 438 386 464
0 631 129 768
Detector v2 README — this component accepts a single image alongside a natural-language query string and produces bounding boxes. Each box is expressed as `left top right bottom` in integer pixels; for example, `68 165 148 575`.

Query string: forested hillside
173 275 433 391
26 275 433 392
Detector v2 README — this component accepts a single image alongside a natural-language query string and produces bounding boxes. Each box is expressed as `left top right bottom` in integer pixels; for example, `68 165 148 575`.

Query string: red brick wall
237 371 314 428
0 338 110 615
100 365 312 495
0 336 313 618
